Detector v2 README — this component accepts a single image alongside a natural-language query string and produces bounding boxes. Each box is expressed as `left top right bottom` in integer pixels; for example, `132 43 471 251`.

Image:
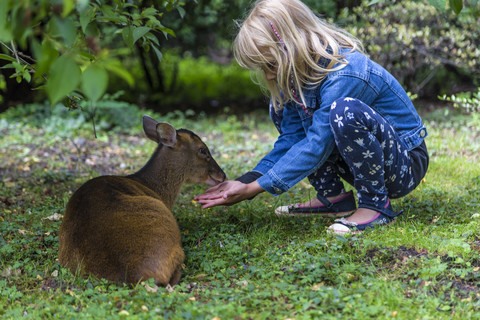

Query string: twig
415 68 439 94
0 40 47 80
10 40 20 63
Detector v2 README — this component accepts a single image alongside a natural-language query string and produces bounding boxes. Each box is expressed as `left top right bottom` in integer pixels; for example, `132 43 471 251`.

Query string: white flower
346 112 354 120
344 97 355 102
362 150 374 158
331 101 337 109
334 114 344 127
363 112 371 120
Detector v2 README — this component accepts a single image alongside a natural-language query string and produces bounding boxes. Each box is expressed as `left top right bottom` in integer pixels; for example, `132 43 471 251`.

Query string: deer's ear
142 115 159 143
156 122 177 147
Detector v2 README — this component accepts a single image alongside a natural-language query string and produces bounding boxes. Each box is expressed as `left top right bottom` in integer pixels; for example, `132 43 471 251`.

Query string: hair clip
269 21 288 53
268 21 311 115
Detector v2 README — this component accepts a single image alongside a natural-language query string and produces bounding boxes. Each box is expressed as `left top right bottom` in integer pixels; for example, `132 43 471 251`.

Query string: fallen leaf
195 273 208 280
236 280 248 287
311 283 325 291
1 268 22 278
42 213 63 221
144 284 158 293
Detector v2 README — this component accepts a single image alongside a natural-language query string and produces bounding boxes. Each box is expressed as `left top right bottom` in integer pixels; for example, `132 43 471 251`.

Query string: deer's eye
199 148 209 156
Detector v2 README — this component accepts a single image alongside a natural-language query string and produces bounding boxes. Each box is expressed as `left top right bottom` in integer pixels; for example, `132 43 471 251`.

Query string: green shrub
341 0 480 99
0 96 145 134
0 0 183 107
145 51 263 112
441 87 480 128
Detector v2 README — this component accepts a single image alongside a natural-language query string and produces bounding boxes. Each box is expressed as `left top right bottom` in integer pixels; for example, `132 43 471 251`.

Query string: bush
0 0 183 108
160 53 262 107
112 51 264 113
441 87 480 128
341 0 480 99
0 96 145 134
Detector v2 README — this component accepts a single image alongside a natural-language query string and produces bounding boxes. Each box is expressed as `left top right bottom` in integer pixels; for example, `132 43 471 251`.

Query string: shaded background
1 0 479 115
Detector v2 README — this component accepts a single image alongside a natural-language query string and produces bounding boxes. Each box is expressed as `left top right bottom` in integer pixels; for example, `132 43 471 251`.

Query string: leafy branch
369 0 480 16
0 0 185 107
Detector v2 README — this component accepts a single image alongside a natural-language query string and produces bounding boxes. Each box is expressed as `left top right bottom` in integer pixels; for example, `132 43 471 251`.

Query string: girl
195 0 429 234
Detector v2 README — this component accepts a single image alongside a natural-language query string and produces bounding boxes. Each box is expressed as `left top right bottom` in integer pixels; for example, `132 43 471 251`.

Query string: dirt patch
365 245 480 298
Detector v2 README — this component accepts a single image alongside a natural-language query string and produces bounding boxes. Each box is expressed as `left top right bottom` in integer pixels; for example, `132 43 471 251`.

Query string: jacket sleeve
251 102 306 175
256 74 372 196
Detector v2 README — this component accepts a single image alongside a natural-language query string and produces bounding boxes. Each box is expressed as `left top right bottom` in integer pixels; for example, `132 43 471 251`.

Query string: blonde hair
233 0 364 111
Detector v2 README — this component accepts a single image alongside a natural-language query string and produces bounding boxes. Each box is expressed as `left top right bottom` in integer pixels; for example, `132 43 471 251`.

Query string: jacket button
273 187 282 194
419 130 426 138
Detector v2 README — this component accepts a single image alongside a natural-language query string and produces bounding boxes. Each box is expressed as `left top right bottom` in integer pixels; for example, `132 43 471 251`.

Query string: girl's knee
330 97 358 127
329 97 369 127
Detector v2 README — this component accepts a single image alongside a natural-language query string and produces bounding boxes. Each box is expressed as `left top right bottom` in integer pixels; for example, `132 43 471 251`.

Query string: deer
58 115 226 286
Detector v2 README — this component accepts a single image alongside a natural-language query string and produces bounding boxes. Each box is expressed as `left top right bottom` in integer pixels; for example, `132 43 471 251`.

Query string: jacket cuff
256 170 289 196
235 171 263 184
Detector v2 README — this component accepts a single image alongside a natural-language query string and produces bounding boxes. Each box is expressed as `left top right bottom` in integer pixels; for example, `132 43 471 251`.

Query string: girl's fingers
194 186 228 201
196 194 224 201
200 198 230 209
197 192 233 208
203 184 222 194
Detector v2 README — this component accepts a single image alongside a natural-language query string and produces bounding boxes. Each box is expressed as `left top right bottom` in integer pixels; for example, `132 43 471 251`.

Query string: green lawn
1 104 479 319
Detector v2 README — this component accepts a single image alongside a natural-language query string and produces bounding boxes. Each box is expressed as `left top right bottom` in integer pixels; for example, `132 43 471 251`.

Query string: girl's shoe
327 200 394 234
275 191 356 217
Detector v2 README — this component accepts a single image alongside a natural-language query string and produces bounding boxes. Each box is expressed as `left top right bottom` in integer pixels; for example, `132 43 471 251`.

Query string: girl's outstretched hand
194 180 263 209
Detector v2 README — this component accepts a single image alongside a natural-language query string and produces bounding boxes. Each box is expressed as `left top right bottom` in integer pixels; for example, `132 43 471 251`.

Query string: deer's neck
129 146 186 210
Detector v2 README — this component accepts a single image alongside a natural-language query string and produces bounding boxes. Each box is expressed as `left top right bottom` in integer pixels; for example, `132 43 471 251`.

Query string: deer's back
59 176 184 285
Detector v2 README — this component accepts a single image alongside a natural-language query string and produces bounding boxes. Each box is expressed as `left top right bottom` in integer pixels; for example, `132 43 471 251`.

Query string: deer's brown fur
58 116 225 286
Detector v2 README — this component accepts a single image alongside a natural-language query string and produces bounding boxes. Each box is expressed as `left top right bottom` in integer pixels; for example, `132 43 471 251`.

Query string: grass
1 103 480 319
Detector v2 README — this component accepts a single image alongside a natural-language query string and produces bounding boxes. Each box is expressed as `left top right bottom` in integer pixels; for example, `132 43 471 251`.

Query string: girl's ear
155 122 177 147
142 115 159 143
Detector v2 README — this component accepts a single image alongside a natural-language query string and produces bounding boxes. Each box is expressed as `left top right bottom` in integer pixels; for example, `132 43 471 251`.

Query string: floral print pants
270 98 416 217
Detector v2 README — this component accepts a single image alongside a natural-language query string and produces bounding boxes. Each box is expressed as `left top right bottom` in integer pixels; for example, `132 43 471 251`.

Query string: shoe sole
275 209 355 218
327 219 396 235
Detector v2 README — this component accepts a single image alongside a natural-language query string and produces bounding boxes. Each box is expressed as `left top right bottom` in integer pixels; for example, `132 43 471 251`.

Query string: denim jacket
253 50 428 196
